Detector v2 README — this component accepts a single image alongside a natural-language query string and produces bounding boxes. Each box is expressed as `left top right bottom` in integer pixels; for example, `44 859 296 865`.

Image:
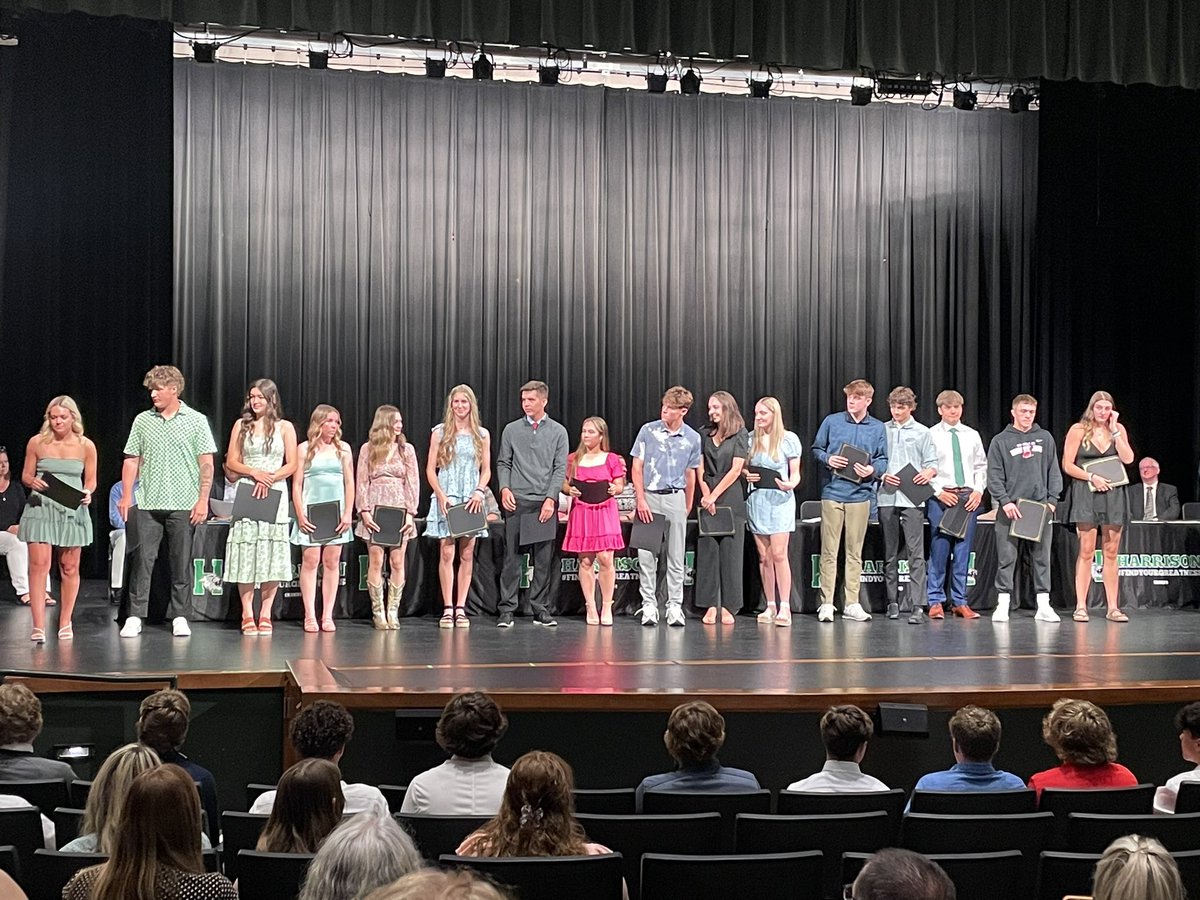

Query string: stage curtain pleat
174 58 1040 512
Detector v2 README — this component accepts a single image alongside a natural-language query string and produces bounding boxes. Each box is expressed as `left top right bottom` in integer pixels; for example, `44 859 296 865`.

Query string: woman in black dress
695 391 750 625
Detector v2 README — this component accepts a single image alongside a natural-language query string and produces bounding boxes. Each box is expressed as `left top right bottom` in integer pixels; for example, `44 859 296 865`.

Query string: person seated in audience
851 848 956 900
458 750 615 857
63 764 237 900
363 868 507 900
297 812 423 900
635 700 760 810
400 691 511 815
0 870 25 900
1087 834 1185 900
1028 698 1137 798
251 699 388 816
907 705 1025 808
787 704 889 793
0 682 76 785
256 758 345 854
137 688 220 843
1154 701 1200 813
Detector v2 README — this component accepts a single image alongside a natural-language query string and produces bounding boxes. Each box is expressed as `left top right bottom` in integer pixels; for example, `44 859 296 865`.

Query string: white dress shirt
400 756 511 815
786 760 889 793
928 421 988 493
250 780 388 817
1154 764 1200 813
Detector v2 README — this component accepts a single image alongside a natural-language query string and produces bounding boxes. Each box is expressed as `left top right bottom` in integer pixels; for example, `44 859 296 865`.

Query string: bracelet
472 487 484 496
1111 430 1120 439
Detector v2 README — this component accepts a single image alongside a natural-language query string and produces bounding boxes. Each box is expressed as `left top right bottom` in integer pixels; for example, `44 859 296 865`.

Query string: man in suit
1130 457 1180 521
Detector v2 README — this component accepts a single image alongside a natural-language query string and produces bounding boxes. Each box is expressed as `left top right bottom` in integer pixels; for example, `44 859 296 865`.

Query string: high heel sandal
241 616 259 636
757 603 777 624
58 623 74 640
440 607 455 629
454 606 470 628
600 601 613 626
303 617 319 633
30 628 45 644
585 601 600 626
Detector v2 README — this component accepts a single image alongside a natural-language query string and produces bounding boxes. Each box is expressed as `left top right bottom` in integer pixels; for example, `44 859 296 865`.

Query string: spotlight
875 77 933 97
538 64 560 86
748 67 772 99
308 50 328 70
646 72 668 93
472 46 493 80
1008 86 1032 112
680 66 701 95
952 87 977 111
425 58 446 78
850 84 873 106
193 42 217 64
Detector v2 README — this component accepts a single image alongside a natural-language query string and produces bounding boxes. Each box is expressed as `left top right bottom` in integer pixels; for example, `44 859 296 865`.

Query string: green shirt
123 401 217 511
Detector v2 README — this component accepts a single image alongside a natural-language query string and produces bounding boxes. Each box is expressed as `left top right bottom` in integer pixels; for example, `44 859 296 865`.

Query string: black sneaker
886 602 899 619
533 610 558 627
496 613 514 628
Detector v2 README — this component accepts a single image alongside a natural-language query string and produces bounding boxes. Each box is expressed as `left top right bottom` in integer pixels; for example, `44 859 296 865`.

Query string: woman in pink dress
561 417 626 625
356 405 420 629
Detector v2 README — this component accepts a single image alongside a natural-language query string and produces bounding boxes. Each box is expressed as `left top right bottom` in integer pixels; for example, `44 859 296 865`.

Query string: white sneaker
842 603 872 622
172 616 192 637
638 605 659 626
992 593 1010 622
120 616 142 638
817 604 835 623
1034 593 1061 623
665 605 685 627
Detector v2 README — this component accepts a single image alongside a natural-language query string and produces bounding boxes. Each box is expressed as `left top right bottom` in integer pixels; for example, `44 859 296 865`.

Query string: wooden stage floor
4 584 1200 713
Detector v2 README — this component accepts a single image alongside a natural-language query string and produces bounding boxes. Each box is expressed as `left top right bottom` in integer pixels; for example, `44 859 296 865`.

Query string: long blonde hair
752 397 787 461
568 417 611 480
1078 390 1115 451
238 378 283 455
81 743 161 854
304 405 346 469
436 385 485 470
366 405 407 473
38 396 85 442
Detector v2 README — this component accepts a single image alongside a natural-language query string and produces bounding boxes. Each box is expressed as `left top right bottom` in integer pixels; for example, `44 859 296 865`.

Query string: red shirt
1028 762 1138 798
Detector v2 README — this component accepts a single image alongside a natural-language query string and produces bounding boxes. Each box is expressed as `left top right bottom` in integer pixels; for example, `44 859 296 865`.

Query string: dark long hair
239 378 284 454
257 758 345 854
466 751 589 857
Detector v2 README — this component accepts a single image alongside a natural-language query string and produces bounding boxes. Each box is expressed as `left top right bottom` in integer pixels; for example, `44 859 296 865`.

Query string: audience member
1028 698 1137 798
635 700 760 811
787 705 889 792
401 691 510 815
0 870 27 900
0 683 76 784
0 447 30 606
1154 701 1200 813
908 706 1024 808
1090 834 1185 900
458 750 614 857
60 743 177 853
851 848 956 900
364 869 507 900
297 812 423 900
256 758 345 854
1129 458 1180 522
252 699 387 816
63 764 236 900
137 689 220 843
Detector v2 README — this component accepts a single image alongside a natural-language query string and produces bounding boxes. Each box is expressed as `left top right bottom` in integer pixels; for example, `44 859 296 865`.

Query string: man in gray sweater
495 380 569 627
986 393 1063 623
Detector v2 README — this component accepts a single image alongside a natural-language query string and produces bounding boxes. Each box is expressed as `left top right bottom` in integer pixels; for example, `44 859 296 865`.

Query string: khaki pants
818 499 870 608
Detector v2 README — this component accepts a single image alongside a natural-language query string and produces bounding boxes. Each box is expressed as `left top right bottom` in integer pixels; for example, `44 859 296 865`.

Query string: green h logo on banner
1092 550 1105 583
520 553 532 589
192 558 224 595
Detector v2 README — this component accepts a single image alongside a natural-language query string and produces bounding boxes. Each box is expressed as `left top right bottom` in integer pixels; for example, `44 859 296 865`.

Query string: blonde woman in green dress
224 379 297 636
19 395 96 642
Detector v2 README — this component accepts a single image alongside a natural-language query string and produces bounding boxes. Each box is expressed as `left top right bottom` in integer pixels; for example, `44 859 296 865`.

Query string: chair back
30 850 106 900
245 782 276 809
641 790 772 851
68 780 92 809
1065 812 1200 853
220 811 269 880
50 807 84 847
441 852 625 900
237 850 314 900
844 849 1023 900
395 813 490 861
0 806 43 877
640 851 823 900
378 783 409 813
1181 502 1200 520
777 789 904 842
909 789 1037 814
578 812 721 900
0 779 69 816
1174 780 1200 813
1038 784 1155 817
574 788 638 815
800 500 822 520
901 812 1053 897
0 845 18 883
1036 851 1098 900
736 812 891 900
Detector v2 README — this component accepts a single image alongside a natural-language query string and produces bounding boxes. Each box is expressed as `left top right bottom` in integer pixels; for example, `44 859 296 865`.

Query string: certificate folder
895 464 936 505
1011 499 1050 541
938 500 972 539
232 482 283 523
307 501 341 543
1082 456 1130 491
519 512 558 545
572 480 611 505
446 503 487 538
832 443 871 483
629 515 668 554
698 506 735 537
39 473 86 510
748 465 784 490
371 505 407 546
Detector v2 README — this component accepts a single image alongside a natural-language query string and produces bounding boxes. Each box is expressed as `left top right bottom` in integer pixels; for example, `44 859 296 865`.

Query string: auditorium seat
219 811 269 880
237 850 314 900
50 807 84 847
378 784 409 813
901 812 1053 897
574 788 637 815
1174 780 1200 813
577 812 722 900
908 789 1037 814
735 811 891 899
1039 784 1155 847
245 782 276 809
843 850 1022 900
641 790 772 852
1038 849 1200 900
29 850 105 900
639 851 823 900
776 790 905 843
0 780 69 816
395 813 489 862
67 780 91 810
441 852 625 900
0 845 18 884
0 806 43 879
1064 811 1200 853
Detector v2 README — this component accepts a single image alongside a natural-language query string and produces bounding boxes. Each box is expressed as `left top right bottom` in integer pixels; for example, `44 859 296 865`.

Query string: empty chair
573 788 638 815
1182 502 1200 520
799 500 822 520
777 789 905 843
378 784 409 813
642 790 771 852
578 813 722 900
1036 851 1098 900
0 806 42 878
0 780 69 816
640 851 823 900
237 850 314 900
0 845 18 883
50 807 84 847
1065 812 1200 853
909 789 1037 814
67 781 91 810
1174 780 1200 813
844 850 1022 900
736 812 892 900
30 850 105 900
1039 784 1155 817
395 813 489 862
901 812 1053 897
246 782 276 809
441 852 625 900
219 811 269 880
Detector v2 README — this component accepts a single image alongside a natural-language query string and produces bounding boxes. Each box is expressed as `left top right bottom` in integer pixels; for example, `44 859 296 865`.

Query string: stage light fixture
850 84 873 106
308 50 328 69
680 65 701 95
193 42 217 63
953 86 977 111
748 66 772 99
425 58 446 78
1008 86 1032 112
538 63 560 86
646 72 668 93
874 76 933 97
472 46 494 80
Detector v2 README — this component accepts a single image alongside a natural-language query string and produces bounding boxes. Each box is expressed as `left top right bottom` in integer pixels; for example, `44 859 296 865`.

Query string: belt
648 488 682 495
946 486 973 492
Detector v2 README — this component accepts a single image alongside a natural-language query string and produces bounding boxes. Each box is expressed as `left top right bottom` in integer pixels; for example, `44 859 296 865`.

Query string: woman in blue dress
424 385 491 628
292 405 355 632
744 397 803 627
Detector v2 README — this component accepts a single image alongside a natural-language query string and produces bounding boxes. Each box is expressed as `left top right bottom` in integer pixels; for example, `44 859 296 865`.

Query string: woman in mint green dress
224 379 297 636
19 395 97 643
292 404 355 632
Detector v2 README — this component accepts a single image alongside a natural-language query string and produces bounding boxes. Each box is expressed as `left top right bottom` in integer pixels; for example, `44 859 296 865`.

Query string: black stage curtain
0 10 173 574
175 59 1039 513
11 0 1200 87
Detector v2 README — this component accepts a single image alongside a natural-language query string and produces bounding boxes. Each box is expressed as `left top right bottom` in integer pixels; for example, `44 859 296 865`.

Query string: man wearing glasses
1129 458 1180 521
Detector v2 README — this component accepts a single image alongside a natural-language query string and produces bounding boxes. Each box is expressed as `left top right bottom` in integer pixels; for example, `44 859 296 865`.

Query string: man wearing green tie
926 391 988 619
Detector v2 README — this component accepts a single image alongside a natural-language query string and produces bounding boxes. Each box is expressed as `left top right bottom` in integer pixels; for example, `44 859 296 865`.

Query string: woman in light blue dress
424 385 491 628
292 405 355 633
224 379 297 636
745 397 803 627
